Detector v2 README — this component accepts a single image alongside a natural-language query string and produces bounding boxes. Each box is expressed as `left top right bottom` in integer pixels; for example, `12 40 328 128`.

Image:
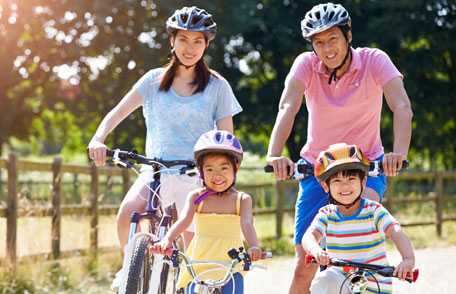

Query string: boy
302 143 415 293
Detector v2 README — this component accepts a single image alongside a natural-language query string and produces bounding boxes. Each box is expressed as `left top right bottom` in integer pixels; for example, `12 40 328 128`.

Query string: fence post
435 172 443 236
90 163 99 258
275 181 284 238
122 169 130 196
6 153 18 271
384 177 395 212
52 156 62 260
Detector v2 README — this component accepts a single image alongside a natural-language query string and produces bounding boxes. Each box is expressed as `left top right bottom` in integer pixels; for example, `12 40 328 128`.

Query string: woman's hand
87 140 108 166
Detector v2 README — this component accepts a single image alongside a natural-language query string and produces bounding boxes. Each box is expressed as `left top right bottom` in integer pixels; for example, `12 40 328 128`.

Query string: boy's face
321 172 366 205
202 154 237 192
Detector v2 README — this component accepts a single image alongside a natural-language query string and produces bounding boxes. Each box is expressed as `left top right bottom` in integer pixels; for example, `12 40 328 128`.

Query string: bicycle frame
106 149 197 294
161 247 271 294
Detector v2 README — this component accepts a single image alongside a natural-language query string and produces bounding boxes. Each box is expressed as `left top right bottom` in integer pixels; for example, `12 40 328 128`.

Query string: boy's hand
394 258 415 280
248 246 262 261
312 249 330 266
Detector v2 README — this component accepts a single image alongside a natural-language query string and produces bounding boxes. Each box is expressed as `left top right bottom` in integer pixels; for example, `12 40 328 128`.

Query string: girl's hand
248 246 263 262
151 239 172 255
394 258 415 280
87 140 108 167
312 249 330 266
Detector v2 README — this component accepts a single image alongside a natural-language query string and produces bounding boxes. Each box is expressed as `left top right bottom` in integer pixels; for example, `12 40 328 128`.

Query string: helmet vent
328 11 335 21
214 131 223 143
315 11 321 20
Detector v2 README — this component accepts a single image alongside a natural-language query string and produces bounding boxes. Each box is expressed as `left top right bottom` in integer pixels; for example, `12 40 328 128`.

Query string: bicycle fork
147 214 173 294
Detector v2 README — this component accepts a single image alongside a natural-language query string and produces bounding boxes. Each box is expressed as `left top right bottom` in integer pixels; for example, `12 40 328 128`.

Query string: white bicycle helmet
194 130 243 167
301 2 351 41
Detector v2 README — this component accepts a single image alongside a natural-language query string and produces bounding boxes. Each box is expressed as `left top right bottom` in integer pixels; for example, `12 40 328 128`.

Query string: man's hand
383 152 406 176
266 156 295 180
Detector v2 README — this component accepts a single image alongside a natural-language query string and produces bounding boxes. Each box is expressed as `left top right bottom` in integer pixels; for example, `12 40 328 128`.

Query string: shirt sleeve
214 77 243 121
370 49 403 87
374 205 399 233
309 209 329 237
285 52 312 89
132 68 161 99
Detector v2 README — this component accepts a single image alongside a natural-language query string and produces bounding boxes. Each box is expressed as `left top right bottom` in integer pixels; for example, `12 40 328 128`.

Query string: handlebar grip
404 268 419 283
305 254 316 264
264 165 274 173
262 251 273 259
106 149 114 157
150 246 173 257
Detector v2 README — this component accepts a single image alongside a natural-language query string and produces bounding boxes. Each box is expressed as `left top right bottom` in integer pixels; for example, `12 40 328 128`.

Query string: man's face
311 26 352 70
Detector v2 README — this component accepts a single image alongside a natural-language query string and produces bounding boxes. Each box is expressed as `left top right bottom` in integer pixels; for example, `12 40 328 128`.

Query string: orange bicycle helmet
315 143 369 182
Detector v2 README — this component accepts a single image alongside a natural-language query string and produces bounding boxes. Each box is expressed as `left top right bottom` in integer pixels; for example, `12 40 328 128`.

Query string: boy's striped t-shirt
309 198 399 293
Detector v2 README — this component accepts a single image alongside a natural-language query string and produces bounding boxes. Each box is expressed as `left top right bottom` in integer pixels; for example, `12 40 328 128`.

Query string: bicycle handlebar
305 255 419 283
264 160 409 180
106 149 195 168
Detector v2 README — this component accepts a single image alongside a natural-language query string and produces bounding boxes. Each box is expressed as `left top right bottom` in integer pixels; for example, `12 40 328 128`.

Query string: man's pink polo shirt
287 47 403 163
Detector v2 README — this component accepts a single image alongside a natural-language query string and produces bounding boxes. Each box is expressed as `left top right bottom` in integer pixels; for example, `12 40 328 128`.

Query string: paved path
244 247 456 293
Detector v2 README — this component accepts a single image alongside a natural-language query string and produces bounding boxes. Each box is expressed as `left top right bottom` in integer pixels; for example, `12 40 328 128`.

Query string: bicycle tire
125 234 152 294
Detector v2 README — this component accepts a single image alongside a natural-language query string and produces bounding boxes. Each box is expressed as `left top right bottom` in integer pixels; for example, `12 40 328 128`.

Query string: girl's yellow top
177 192 244 289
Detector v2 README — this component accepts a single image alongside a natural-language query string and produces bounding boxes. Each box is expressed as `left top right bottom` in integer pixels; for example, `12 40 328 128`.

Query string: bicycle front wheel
125 234 152 293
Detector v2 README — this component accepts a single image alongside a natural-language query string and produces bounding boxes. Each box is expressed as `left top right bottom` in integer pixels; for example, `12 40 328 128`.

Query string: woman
87 6 242 289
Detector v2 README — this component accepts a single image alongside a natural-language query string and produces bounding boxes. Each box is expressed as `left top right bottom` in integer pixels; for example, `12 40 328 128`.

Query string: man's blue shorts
293 156 387 245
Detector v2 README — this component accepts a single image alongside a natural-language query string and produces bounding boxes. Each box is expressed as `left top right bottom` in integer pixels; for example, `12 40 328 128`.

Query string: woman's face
171 30 208 67
311 26 351 70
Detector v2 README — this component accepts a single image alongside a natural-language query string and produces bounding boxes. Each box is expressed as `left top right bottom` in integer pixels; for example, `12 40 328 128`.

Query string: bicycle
152 246 272 294
103 148 198 294
305 254 419 294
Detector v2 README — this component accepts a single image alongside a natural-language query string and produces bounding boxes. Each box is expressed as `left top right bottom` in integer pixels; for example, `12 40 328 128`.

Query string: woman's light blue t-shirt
133 68 242 160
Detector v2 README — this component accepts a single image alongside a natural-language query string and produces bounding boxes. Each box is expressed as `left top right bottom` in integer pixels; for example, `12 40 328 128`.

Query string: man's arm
267 77 305 180
383 77 413 176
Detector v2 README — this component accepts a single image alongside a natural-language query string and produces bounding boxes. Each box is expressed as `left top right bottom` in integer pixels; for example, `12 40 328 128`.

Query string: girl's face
311 26 351 70
202 154 236 192
321 172 366 206
171 30 208 67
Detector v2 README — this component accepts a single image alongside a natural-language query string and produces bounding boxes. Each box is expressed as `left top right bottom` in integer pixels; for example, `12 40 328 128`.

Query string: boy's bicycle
305 255 419 294
104 149 198 294
152 246 272 294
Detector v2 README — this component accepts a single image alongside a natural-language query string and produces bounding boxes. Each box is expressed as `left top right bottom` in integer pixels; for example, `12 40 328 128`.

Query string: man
266 3 413 293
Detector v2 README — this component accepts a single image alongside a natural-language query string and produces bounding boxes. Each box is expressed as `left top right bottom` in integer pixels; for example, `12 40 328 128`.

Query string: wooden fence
1 154 455 271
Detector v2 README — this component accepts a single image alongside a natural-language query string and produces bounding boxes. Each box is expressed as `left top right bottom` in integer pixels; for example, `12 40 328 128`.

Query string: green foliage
1 0 456 168
0 272 35 294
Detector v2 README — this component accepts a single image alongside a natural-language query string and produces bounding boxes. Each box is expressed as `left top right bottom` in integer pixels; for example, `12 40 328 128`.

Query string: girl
152 130 262 294
87 6 242 288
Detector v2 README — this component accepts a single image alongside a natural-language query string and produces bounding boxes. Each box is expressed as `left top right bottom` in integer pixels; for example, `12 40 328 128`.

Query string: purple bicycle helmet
301 2 351 41
194 130 243 167
166 6 217 41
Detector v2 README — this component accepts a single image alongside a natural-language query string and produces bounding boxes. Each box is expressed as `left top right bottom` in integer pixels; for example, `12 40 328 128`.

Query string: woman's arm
216 116 234 133
88 89 143 166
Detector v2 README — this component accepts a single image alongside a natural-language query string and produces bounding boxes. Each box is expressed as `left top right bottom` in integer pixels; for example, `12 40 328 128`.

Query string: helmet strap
328 44 351 85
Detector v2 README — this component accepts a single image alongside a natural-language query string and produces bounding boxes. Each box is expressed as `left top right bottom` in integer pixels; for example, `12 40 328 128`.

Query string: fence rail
1 154 456 271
